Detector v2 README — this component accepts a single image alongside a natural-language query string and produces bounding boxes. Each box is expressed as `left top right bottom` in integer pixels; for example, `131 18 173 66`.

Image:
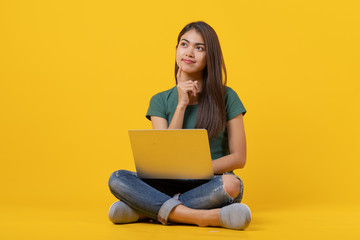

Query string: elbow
238 158 246 169
235 154 246 169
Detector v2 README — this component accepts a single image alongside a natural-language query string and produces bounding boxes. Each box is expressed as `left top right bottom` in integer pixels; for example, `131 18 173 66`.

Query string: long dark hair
175 21 227 138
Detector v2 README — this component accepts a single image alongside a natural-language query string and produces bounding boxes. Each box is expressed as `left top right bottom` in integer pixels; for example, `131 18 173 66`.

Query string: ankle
196 209 221 227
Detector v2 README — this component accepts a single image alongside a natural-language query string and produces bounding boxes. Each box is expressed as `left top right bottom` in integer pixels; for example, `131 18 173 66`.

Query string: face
176 29 207 74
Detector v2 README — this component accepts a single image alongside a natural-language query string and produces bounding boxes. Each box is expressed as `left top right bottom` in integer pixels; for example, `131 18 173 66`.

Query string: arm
150 103 187 129
151 66 198 130
212 113 247 174
151 116 168 129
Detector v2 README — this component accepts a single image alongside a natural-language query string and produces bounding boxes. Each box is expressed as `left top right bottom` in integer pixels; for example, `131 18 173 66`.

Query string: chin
181 66 201 73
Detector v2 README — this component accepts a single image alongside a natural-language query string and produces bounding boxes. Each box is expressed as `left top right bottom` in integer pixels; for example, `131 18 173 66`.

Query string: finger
183 81 197 89
183 83 197 97
181 86 196 95
182 82 196 91
189 81 199 96
194 81 199 91
177 66 182 82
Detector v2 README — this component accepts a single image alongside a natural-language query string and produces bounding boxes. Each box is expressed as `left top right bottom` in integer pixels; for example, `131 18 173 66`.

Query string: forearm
168 105 187 129
212 153 246 174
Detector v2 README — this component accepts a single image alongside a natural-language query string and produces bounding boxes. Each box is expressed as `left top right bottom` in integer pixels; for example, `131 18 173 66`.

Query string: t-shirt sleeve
146 93 167 121
225 87 247 121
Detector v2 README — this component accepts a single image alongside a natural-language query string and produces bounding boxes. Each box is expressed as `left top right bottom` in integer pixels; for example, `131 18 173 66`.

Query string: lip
182 59 195 64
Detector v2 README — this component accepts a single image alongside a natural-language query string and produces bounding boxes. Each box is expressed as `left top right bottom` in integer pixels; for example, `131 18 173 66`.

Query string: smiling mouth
182 59 195 64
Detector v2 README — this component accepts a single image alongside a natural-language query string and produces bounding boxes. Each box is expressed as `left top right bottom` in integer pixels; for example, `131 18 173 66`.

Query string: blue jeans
108 170 244 224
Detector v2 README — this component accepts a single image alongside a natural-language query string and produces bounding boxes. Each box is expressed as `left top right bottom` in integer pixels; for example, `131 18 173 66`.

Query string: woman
108 21 251 230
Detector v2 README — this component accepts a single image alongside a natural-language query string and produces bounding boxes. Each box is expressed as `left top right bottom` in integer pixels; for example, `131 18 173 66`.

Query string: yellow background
1 0 359 239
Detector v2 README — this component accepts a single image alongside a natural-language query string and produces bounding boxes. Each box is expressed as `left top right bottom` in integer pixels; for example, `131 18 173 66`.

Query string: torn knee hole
222 175 241 199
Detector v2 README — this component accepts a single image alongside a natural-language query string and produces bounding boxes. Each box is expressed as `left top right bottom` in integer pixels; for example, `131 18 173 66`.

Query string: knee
109 169 132 180
222 174 241 199
108 170 131 191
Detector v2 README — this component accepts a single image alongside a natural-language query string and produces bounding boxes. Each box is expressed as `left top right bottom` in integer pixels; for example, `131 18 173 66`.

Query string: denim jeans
108 170 244 224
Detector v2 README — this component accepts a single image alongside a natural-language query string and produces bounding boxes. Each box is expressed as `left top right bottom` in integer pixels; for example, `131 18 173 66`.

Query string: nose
185 47 194 57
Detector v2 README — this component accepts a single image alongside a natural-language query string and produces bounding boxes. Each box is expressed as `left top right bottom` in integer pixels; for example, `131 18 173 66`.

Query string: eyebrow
181 38 205 46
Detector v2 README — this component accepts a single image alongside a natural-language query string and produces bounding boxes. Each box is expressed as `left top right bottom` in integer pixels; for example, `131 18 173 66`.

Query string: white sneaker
108 201 139 224
219 203 251 230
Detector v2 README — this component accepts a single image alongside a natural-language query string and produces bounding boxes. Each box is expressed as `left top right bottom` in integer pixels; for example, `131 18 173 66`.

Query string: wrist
176 104 187 111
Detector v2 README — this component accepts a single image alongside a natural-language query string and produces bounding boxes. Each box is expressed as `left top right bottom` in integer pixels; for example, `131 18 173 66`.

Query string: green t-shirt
146 86 246 160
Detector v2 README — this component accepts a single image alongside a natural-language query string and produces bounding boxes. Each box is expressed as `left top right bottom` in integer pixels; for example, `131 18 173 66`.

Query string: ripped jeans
108 170 244 224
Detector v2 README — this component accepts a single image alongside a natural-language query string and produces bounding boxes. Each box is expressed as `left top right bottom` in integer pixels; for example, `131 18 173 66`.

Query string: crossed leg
108 170 245 227
168 174 242 227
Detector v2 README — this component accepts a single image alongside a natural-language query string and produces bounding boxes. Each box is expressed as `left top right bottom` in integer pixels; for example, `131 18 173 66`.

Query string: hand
176 66 200 107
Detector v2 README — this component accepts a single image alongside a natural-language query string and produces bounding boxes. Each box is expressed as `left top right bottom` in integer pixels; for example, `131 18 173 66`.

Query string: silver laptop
128 129 214 179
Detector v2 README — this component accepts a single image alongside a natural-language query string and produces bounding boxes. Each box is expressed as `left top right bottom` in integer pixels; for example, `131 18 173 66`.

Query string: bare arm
151 116 168 129
151 105 187 129
151 66 199 130
212 113 247 174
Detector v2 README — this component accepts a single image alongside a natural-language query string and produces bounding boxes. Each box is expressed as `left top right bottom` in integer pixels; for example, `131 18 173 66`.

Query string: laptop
128 129 214 180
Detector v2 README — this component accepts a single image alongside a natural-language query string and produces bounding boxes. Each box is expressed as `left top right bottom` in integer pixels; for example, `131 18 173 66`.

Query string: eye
180 42 187 47
196 46 204 51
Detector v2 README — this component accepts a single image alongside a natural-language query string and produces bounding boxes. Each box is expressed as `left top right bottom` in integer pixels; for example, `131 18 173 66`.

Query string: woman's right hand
176 66 199 107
